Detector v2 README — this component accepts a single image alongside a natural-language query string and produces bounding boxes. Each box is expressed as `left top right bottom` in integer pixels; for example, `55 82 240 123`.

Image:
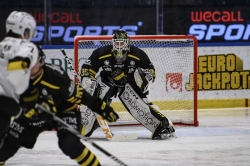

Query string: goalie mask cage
74 35 198 126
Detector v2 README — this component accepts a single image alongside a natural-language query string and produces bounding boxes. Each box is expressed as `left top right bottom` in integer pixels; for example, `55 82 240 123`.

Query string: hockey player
80 29 175 140
0 11 39 145
0 44 119 166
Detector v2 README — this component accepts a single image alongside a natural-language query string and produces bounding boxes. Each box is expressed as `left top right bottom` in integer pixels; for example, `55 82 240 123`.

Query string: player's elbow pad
19 84 39 110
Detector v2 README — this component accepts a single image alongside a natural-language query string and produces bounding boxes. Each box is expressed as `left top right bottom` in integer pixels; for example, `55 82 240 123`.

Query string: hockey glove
38 95 57 115
22 95 57 123
134 68 155 93
19 84 39 111
94 98 119 122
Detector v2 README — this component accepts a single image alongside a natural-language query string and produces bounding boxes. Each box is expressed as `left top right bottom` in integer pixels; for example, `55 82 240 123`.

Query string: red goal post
74 35 198 126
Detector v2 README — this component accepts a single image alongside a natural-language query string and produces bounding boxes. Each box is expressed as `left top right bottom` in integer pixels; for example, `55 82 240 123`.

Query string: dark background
0 0 249 45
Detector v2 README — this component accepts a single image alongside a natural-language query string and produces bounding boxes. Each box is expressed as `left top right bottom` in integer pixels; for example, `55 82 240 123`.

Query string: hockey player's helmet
112 29 130 63
6 11 37 41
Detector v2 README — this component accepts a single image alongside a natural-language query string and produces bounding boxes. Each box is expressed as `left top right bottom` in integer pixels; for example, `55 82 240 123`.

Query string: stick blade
110 133 138 142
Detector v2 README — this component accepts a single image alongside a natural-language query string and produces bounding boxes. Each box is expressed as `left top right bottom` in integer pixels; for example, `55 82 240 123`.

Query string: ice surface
6 108 250 166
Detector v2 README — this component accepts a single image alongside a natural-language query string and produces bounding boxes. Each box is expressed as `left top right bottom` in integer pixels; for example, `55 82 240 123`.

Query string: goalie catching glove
134 67 155 93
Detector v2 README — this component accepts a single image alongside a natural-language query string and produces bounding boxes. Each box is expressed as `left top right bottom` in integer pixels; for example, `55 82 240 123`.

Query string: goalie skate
152 128 177 139
151 118 177 140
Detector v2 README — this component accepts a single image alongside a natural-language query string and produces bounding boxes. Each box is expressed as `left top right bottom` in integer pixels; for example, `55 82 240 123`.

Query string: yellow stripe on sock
76 148 89 163
76 148 100 166
92 158 100 166
80 152 94 166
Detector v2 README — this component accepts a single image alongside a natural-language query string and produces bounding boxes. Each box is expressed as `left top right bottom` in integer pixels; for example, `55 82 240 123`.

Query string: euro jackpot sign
186 54 250 91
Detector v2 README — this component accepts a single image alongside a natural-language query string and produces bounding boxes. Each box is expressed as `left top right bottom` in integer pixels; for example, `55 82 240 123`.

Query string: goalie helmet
6 11 37 41
112 29 130 63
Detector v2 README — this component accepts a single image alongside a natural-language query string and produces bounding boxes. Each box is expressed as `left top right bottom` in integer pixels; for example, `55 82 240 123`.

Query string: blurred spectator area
0 0 250 7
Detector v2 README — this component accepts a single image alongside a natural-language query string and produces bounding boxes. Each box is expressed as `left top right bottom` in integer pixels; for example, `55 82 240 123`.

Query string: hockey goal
74 35 198 126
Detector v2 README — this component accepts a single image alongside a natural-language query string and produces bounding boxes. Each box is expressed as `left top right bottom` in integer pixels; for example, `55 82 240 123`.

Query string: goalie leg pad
119 83 175 138
96 75 114 101
119 83 161 132
78 105 99 137
142 98 176 139
143 99 176 139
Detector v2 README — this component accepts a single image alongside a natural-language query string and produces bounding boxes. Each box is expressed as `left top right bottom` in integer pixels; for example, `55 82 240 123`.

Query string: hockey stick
35 104 128 166
60 49 138 141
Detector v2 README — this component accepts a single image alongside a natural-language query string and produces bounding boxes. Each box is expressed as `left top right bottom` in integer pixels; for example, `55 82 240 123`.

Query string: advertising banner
1 6 250 44
0 8 156 44
164 6 250 43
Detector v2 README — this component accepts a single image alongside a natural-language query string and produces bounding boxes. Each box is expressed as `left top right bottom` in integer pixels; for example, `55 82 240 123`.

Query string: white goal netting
74 35 198 126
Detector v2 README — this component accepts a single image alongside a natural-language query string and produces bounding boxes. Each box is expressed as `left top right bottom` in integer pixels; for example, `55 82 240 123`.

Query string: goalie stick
35 104 128 166
60 49 138 142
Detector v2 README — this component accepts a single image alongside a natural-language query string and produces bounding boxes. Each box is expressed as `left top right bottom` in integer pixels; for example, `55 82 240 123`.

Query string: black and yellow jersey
31 63 77 113
81 45 155 87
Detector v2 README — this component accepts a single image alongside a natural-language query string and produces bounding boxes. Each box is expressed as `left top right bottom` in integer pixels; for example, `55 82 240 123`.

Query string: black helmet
112 29 130 63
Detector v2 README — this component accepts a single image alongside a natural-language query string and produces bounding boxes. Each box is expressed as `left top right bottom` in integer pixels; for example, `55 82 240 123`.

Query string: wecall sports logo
189 10 250 41
30 12 143 42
